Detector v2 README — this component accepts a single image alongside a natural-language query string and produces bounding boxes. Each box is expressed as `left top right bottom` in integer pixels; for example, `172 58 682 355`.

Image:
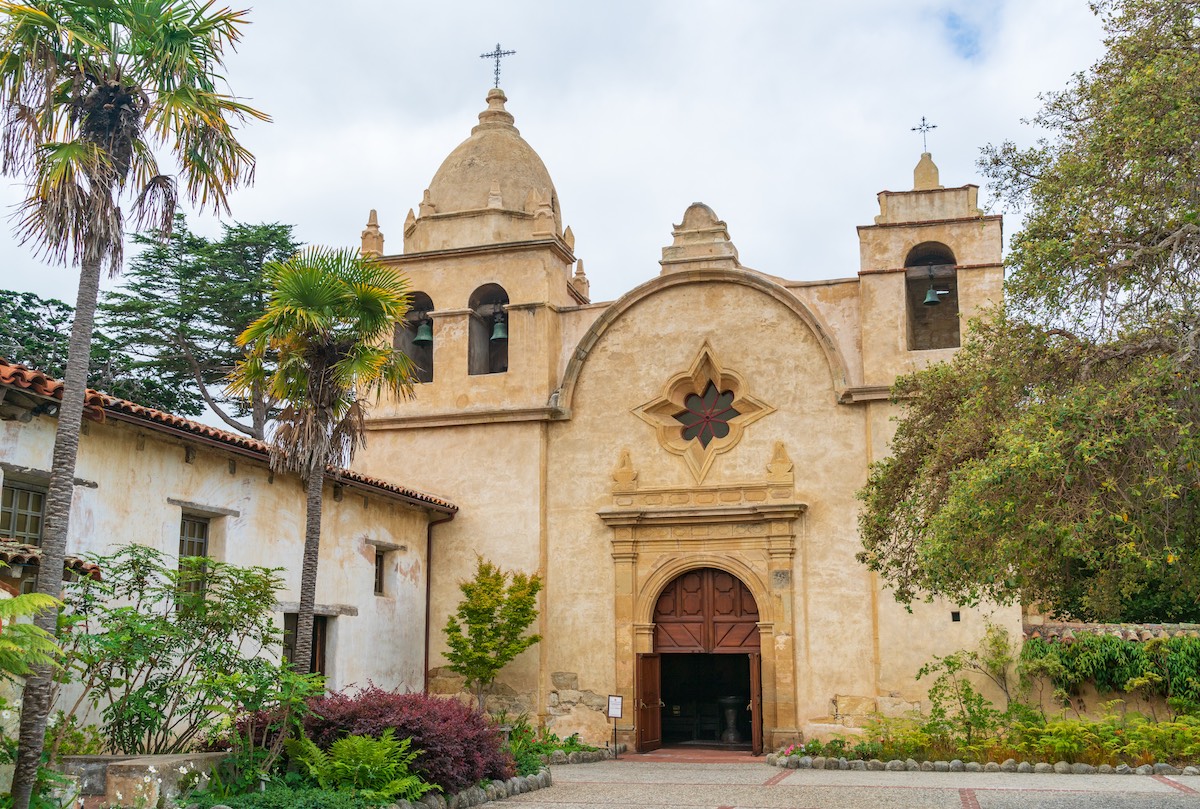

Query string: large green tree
230 247 416 675
102 215 300 438
857 0 1200 623
0 288 199 412
0 2 265 805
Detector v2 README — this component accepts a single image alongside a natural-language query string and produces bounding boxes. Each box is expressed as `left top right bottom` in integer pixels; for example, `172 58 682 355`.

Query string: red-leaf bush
304 687 514 793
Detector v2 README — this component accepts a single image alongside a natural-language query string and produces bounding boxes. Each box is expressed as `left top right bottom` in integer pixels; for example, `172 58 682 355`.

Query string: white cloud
0 0 1105 306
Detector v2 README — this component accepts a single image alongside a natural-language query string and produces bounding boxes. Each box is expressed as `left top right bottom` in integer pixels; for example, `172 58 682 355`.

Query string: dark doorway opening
661 653 751 749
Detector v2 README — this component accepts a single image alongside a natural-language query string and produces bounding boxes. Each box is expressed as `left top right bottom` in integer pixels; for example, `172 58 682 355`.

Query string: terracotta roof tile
0 363 106 421
0 539 103 581
0 361 456 513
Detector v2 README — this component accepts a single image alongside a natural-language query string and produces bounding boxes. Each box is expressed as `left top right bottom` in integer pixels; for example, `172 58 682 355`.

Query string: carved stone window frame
632 342 774 483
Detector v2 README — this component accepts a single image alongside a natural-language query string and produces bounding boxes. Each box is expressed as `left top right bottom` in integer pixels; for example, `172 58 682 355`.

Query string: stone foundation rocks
766 754 1200 777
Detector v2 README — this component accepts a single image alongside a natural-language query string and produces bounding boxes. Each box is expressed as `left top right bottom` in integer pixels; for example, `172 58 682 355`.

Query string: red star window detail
674 382 740 448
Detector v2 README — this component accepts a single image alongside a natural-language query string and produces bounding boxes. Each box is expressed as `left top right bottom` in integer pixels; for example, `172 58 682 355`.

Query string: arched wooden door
653 568 760 653
637 568 763 754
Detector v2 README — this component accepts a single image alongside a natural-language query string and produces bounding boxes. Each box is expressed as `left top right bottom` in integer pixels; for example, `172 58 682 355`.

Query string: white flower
142 775 152 783
147 765 157 774
177 765 188 775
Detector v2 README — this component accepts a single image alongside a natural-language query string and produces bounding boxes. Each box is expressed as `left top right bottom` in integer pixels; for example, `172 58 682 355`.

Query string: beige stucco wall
0 409 435 697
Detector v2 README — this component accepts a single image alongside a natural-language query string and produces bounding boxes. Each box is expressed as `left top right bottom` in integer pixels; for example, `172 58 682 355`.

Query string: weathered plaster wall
0 412 433 696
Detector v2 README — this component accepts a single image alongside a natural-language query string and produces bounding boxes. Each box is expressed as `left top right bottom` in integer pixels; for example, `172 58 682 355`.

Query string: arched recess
468 284 509 375
554 268 852 412
653 567 760 653
393 291 434 383
904 241 960 350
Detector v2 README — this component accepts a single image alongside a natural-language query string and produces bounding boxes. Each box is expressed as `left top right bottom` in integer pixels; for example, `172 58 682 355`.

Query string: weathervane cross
912 116 937 152
480 43 516 89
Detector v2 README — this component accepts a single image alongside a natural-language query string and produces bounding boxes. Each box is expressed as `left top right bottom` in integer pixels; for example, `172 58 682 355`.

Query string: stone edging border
766 753 1199 776
377 767 552 809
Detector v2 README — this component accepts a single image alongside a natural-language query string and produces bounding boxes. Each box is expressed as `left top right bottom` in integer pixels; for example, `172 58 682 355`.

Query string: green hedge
1020 633 1200 703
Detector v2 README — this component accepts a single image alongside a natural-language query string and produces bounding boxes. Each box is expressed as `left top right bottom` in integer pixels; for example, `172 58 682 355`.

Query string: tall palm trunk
10 256 103 809
292 466 325 676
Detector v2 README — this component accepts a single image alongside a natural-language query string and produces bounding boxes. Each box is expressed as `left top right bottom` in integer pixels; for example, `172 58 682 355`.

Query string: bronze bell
923 286 941 306
413 320 433 346
490 314 508 342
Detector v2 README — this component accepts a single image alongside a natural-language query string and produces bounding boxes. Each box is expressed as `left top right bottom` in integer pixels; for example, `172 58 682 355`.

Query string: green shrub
286 729 436 803
501 713 597 775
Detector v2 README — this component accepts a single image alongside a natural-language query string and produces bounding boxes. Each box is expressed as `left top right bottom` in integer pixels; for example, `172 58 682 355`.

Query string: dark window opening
374 551 386 596
468 283 509 375
178 516 209 594
393 291 434 383
1 482 45 545
674 382 739 448
283 613 328 676
904 242 960 350
951 611 961 622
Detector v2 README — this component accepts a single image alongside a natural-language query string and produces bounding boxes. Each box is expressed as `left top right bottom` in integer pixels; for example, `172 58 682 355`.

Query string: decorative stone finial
612 449 638 492
487 180 503 209
473 88 517 134
419 189 437 217
766 441 794 484
913 153 942 191
660 202 740 273
571 259 590 302
404 208 416 233
532 191 556 237
563 226 575 252
360 209 384 257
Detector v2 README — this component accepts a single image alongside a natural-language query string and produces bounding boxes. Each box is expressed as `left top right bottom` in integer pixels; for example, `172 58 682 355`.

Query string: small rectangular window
374 550 385 596
178 516 209 594
283 613 328 676
1 482 46 545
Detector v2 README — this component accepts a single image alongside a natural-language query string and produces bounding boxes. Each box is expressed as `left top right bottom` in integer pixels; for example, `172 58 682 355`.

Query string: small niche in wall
951 611 961 623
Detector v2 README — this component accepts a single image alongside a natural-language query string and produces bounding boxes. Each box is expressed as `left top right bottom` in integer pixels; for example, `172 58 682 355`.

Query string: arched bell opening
904 241 960 350
637 567 762 753
393 291 434 383
468 283 509 375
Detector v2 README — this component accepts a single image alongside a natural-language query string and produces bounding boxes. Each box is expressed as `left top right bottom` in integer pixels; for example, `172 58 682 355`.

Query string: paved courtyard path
507 750 1200 809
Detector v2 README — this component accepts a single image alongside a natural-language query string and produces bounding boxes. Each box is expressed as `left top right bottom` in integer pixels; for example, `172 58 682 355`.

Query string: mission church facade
351 87 1020 752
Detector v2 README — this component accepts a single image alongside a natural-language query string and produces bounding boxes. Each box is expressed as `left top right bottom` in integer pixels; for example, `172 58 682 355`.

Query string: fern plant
286 729 436 803
0 590 60 681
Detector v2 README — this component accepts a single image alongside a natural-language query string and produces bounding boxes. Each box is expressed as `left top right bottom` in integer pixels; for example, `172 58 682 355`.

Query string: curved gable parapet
553 268 853 413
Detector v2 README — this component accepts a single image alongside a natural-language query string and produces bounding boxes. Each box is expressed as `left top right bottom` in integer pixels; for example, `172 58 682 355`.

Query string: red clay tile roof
0 361 456 514
0 363 106 421
1024 621 1200 643
0 539 103 581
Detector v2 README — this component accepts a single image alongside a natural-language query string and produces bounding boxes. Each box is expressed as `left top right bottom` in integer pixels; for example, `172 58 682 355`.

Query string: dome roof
425 89 560 225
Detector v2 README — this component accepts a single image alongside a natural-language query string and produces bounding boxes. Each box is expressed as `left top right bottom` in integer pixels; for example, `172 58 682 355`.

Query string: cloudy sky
0 1 1105 307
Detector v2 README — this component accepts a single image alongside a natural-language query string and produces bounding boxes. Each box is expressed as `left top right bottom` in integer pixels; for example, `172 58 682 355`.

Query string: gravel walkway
505 758 1200 809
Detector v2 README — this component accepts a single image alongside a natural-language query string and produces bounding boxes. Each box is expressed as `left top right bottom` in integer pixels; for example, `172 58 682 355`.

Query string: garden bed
766 753 1200 776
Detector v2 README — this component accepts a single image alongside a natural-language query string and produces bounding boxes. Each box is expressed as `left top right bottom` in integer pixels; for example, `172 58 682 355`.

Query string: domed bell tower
363 89 588 420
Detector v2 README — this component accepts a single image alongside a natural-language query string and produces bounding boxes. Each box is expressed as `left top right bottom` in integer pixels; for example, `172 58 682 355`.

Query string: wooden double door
636 568 763 754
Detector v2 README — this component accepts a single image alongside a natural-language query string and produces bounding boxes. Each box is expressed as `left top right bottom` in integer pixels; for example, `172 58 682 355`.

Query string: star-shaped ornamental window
675 382 739 447
633 342 774 483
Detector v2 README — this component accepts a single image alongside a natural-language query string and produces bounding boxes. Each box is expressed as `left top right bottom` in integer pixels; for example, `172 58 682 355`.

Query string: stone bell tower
855 152 1004 387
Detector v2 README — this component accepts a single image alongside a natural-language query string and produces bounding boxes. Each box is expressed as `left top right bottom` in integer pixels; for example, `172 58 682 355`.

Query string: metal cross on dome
912 116 937 152
480 43 516 89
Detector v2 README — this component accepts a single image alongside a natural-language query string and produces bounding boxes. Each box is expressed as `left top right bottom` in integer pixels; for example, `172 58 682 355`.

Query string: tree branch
174 330 262 439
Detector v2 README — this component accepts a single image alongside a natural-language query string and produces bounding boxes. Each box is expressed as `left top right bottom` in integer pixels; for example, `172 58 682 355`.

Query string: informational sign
607 694 623 719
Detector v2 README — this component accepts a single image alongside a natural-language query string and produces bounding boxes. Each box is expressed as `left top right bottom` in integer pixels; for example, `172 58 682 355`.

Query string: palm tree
0 3 266 804
230 247 416 675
